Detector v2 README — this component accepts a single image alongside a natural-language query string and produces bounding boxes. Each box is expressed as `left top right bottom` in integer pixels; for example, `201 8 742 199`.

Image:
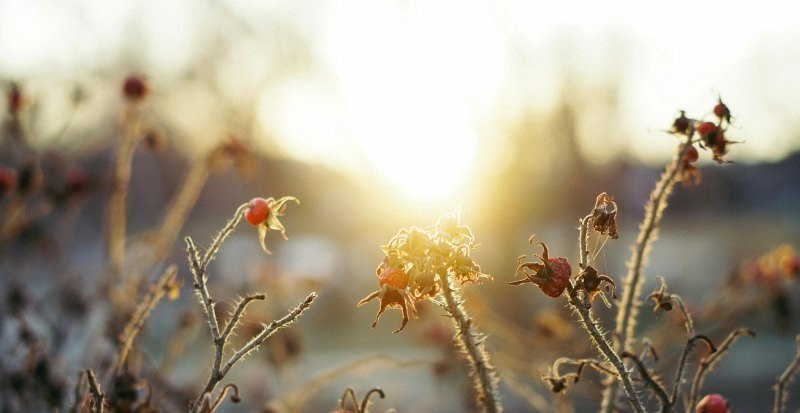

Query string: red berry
683 145 699 164
244 197 270 226
696 121 716 137
672 111 691 135
714 102 731 122
696 394 728 413
122 75 148 101
0 165 17 195
378 267 409 290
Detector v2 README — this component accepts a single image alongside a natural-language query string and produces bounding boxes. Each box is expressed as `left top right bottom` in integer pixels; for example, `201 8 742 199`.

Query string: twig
774 335 800 413
113 265 178 376
107 111 143 278
440 275 501 413
576 211 645 413
601 134 693 413
86 369 104 413
688 328 755 412
620 351 670 413
210 383 241 412
565 284 646 413
201 203 249 268
670 334 715 407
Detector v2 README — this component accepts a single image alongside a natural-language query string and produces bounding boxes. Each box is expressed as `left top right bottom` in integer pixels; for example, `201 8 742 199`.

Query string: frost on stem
510 198 647 413
602 100 739 413
184 200 316 413
358 212 500 413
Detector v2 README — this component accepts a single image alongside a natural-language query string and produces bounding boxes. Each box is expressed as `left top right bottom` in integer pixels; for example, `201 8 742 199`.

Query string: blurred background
1 0 799 412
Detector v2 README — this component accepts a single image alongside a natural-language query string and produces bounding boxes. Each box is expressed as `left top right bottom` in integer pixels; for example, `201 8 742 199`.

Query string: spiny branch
620 351 670 413
86 369 104 413
601 134 693 413
670 334 715 406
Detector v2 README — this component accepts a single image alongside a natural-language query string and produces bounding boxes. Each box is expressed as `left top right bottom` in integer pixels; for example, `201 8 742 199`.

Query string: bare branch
688 328 755 411
774 335 800 413
86 369 104 413
620 351 670 413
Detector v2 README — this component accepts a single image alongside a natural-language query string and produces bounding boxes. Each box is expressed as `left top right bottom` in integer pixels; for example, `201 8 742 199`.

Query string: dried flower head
509 238 571 298
590 192 619 239
358 212 490 332
574 265 617 308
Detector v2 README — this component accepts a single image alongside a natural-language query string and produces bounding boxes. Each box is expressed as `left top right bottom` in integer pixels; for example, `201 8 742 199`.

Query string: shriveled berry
122 75 148 101
0 165 17 196
244 197 270 226
510 241 572 298
683 145 699 164
378 267 409 290
714 101 731 122
672 111 691 135
696 393 728 413
541 256 571 297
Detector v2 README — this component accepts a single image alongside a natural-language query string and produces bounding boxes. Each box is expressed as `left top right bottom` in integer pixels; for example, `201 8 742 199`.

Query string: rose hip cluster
671 98 739 186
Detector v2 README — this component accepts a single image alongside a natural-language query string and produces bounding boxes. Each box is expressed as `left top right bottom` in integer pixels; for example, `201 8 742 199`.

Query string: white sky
2 0 799 200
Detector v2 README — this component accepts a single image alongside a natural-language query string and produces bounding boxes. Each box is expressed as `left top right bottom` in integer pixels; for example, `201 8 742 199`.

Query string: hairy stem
773 335 800 413
670 335 715 407
601 135 693 413
621 352 670 413
566 284 646 413
440 275 501 413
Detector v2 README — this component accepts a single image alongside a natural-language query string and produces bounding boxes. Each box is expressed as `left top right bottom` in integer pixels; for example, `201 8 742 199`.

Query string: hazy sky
2 0 799 200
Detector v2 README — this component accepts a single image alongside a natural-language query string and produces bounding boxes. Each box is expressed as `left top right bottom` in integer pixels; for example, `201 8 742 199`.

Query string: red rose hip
244 197 270 226
696 394 728 413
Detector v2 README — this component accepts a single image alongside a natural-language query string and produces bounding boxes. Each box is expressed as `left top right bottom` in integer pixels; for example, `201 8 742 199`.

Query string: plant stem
773 335 800 413
107 111 142 279
601 135 692 413
565 284 646 413
440 275 501 413
687 328 754 412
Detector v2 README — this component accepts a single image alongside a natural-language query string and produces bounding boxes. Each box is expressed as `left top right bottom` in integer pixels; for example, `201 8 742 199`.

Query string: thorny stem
688 328 755 412
439 275 501 413
189 291 317 413
112 265 178 377
565 283 646 413
773 335 800 413
201 203 248 268
107 111 143 279
670 335 715 407
620 352 670 413
86 369 104 413
601 134 693 413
